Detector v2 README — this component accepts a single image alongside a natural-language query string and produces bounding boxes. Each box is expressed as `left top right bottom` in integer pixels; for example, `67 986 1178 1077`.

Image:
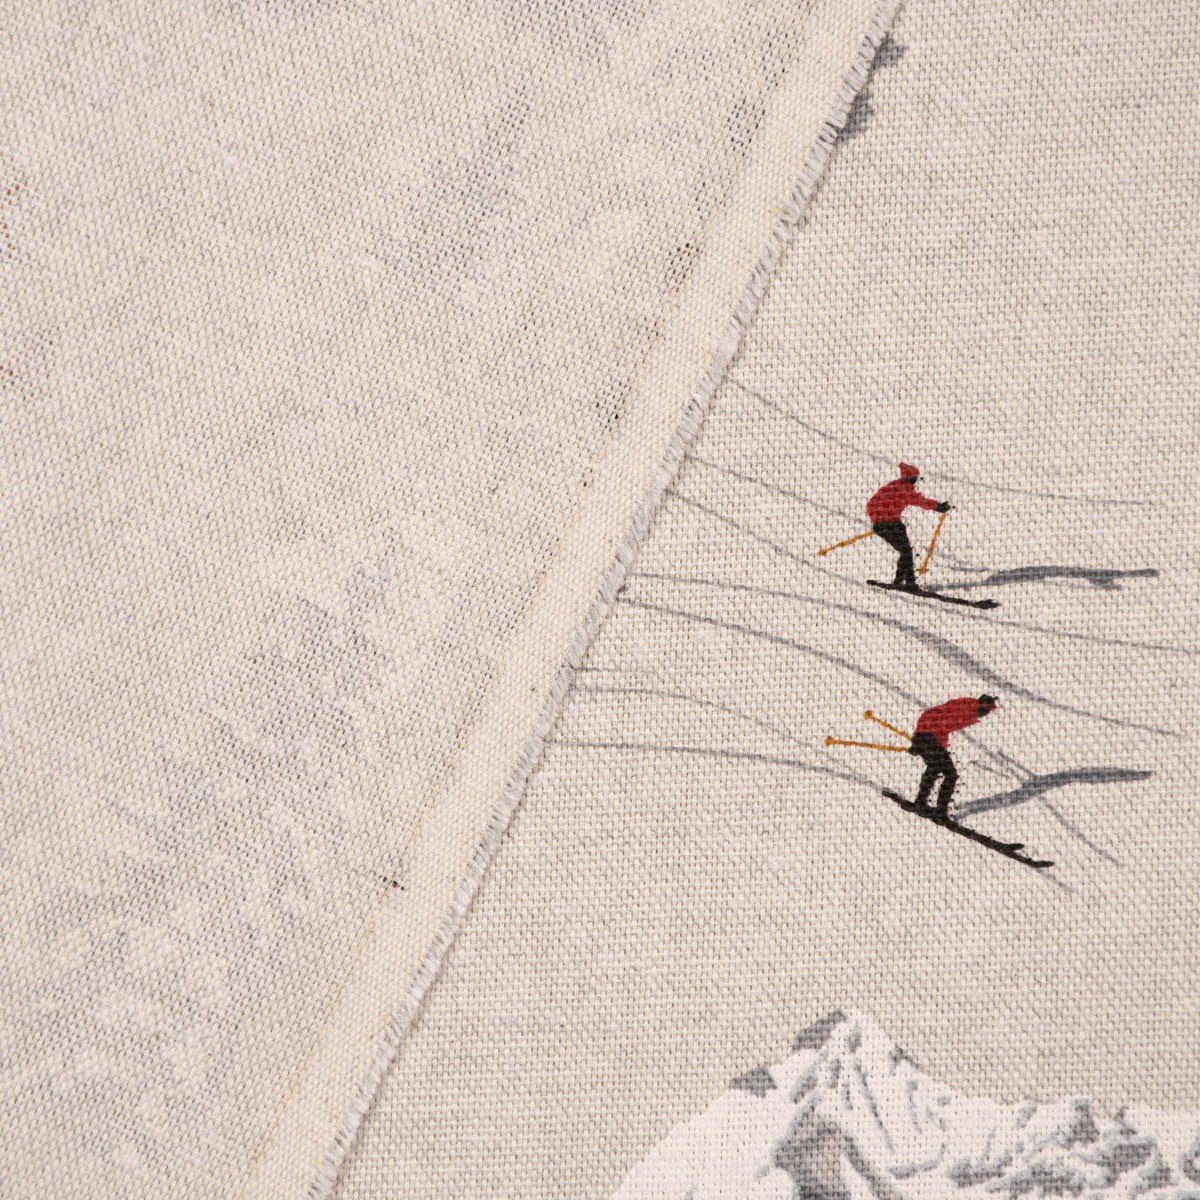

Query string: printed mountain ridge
612 1010 1200 1199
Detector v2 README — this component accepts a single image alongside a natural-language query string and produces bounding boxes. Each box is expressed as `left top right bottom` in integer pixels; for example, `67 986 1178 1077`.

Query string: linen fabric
331 1 1200 1196
1 0 888 1195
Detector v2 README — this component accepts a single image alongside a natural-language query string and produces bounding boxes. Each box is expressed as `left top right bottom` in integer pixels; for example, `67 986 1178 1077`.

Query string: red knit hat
899 462 920 479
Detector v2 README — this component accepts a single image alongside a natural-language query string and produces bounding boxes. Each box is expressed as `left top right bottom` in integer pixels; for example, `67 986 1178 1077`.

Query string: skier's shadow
938 566 1158 593
957 766 1153 819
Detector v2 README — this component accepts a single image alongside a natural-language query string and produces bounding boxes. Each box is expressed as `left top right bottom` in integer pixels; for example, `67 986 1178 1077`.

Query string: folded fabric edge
235 2 906 1195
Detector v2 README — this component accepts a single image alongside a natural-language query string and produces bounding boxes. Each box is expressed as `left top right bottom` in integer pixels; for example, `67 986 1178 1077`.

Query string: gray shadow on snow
938 566 1159 593
666 493 1191 660
957 767 1153 819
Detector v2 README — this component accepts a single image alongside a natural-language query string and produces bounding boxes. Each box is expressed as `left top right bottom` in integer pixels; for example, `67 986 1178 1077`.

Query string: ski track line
687 453 988 572
548 740 1072 891
572 662 1121 863
665 492 1196 659
618 588 1178 740
548 737 883 791
724 376 1150 508
572 681 809 750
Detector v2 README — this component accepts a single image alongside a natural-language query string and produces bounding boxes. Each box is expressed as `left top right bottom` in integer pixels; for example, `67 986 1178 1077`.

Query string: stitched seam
237 0 905 1190
234 32 805 1181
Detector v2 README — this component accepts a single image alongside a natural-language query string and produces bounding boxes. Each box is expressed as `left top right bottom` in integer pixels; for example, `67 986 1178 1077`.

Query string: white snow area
612 1010 1200 1199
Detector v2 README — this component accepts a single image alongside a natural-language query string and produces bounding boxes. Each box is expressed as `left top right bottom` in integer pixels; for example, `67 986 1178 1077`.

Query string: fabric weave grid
1 0 887 1196
332 1 1200 1196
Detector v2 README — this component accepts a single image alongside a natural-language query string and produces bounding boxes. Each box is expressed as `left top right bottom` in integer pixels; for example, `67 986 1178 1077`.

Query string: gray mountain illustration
612 1010 1200 1198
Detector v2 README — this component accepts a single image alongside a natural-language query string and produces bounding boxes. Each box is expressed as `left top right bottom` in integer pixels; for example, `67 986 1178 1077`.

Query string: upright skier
866 462 950 590
907 694 997 811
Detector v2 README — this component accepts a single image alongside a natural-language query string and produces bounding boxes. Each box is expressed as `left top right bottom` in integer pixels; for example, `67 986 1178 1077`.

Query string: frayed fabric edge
307 2 904 1195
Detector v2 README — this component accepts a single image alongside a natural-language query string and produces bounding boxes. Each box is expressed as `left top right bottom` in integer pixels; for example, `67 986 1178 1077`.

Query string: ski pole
862 710 912 741
918 511 948 576
823 736 909 753
817 530 874 557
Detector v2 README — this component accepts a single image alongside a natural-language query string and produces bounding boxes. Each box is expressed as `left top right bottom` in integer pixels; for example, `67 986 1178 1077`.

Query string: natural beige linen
0 0 887 1196
333 1 1200 1196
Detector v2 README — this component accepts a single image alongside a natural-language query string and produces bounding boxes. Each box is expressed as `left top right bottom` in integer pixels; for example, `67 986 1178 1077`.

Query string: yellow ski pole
862 710 912 741
823 736 910 753
817 529 875 557
918 511 948 576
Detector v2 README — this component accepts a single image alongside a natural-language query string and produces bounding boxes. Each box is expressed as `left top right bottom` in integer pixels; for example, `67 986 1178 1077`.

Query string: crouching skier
908 694 998 811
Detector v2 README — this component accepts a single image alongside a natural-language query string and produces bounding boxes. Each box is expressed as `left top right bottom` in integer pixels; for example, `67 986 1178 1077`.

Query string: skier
907 694 998 811
866 463 950 590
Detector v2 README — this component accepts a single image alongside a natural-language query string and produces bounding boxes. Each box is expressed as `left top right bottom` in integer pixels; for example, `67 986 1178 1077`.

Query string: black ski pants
908 731 958 810
872 520 917 589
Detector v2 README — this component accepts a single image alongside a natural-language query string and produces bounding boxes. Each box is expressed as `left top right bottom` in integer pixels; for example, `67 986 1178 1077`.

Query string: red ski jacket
866 478 940 524
914 697 986 748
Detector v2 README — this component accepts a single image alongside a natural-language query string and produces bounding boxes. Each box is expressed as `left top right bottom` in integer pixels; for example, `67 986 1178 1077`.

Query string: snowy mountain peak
612 1010 1200 1199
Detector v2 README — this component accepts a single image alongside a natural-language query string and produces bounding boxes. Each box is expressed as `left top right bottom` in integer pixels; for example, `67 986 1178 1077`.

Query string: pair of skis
866 579 999 610
882 790 1053 870
818 514 999 609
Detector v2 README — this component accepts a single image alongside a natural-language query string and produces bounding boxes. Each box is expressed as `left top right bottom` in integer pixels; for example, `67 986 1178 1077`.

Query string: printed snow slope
612 1011 1200 1199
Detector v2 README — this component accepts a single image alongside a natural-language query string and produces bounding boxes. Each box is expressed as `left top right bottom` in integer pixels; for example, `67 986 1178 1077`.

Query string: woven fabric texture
2 0 891 1196
332 1 1200 1196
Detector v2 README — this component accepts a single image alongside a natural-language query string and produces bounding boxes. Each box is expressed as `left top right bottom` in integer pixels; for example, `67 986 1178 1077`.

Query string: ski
882 790 1053 870
867 580 999 610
